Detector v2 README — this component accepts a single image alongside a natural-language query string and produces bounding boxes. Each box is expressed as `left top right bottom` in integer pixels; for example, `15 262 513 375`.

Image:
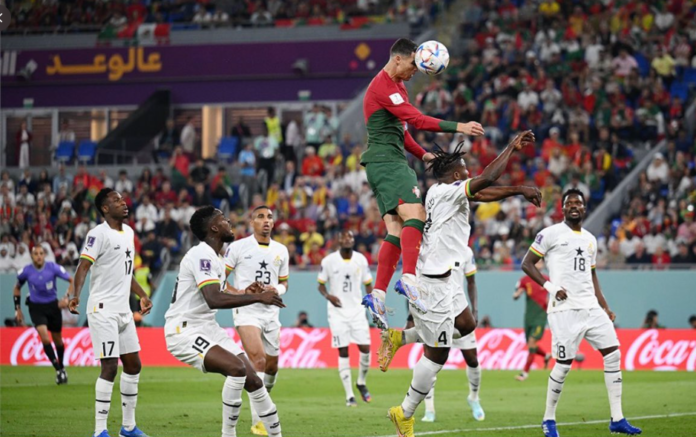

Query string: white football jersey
417 179 473 276
317 251 373 318
165 242 224 332
530 222 599 313
452 246 477 302
224 236 289 317
80 222 136 314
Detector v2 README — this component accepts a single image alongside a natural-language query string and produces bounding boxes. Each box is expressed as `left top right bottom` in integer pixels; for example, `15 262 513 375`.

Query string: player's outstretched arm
521 250 567 301
69 258 93 314
471 186 542 206
513 286 525 300
467 130 535 196
592 269 616 321
201 283 285 310
382 94 484 136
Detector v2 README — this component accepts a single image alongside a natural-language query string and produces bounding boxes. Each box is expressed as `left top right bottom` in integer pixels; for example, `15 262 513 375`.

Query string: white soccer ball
415 40 450 76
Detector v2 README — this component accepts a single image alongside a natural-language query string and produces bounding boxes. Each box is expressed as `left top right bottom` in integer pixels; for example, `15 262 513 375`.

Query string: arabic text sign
2 39 392 84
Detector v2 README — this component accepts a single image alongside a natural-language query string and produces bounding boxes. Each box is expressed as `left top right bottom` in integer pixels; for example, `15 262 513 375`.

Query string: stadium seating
54 141 75 164
77 141 97 164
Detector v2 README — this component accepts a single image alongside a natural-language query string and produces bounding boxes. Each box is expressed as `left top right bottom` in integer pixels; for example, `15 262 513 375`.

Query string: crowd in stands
6 0 444 33
411 0 696 267
3 0 695 275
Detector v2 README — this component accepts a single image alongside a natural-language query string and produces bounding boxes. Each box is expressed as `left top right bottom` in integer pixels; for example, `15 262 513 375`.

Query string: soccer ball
415 40 450 76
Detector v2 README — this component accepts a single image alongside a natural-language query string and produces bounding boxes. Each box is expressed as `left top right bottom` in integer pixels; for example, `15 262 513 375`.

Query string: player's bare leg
599 346 641 436
35 324 65 383
389 346 448 437
364 215 402 329
394 204 428 314
453 307 476 338
337 347 357 406
203 346 249 437
237 326 269 435
356 344 372 403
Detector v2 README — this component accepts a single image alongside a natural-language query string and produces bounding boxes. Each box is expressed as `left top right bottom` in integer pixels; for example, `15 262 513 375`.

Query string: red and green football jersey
361 70 458 165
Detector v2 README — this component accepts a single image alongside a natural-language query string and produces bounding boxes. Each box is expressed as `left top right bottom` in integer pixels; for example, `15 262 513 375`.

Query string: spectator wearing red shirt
541 127 563 162
652 246 671 268
302 146 325 177
170 146 190 190
72 165 91 190
533 159 553 187
305 242 326 265
154 180 177 207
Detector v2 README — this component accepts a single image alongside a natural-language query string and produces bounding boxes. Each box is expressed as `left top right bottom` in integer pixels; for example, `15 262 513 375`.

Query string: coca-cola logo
625 329 696 371
407 329 530 370
10 328 97 367
223 327 328 369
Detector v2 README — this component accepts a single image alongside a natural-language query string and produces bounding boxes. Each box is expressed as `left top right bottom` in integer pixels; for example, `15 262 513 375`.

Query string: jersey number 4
255 271 271 285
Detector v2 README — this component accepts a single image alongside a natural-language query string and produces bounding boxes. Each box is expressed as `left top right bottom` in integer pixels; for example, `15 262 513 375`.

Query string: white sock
222 376 245 437
467 365 481 401
401 356 442 419
120 372 139 431
338 356 354 400
357 352 370 385
403 328 421 345
603 350 624 421
424 387 435 413
95 378 114 434
264 373 277 393
248 386 281 436
543 363 572 421
248 372 265 425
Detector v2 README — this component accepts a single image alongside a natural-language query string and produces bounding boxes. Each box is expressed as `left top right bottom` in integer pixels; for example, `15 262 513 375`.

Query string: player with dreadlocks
384 131 542 437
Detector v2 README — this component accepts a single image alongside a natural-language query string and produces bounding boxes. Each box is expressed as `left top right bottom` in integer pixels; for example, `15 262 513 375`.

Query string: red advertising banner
1 328 694 371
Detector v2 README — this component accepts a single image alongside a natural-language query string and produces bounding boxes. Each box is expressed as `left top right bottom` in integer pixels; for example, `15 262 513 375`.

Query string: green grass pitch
1 366 695 437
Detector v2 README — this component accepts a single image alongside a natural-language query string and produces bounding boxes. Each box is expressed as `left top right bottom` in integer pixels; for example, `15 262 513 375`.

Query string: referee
13 245 73 384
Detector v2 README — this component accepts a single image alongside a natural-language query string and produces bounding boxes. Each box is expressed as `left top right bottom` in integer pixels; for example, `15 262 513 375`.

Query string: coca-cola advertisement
1 328 694 371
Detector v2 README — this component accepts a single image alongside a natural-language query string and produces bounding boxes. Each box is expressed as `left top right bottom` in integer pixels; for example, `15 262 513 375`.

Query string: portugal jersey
80 222 135 314
530 223 599 313
224 236 289 318
516 275 549 319
317 251 373 319
417 179 473 276
165 242 224 333
361 69 457 164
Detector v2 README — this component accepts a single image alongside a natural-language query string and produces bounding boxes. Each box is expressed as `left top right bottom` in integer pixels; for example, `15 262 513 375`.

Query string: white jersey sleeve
462 246 477 277
279 245 290 283
80 227 104 265
317 256 330 285
530 226 553 258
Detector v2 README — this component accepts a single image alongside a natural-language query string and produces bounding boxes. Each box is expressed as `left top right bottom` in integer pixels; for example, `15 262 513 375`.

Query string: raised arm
467 131 535 196
471 186 542 206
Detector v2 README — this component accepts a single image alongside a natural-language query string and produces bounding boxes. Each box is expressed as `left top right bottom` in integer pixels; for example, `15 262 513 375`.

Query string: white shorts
453 330 477 350
548 308 620 360
88 312 140 360
234 307 281 357
411 275 455 348
166 321 243 373
328 311 371 349
451 269 469 314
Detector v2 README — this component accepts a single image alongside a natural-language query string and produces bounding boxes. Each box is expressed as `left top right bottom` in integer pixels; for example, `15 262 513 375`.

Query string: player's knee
338 347 349 358
603 349 621 370
226 362 247 378
245 372 263 391
100 360 119 381
250 356 266 372
123 360 142 375
464 353 479 368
